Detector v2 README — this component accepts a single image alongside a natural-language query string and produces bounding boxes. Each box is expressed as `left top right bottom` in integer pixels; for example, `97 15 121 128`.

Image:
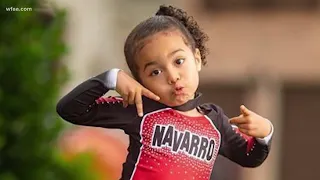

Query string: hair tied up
155 5 209 64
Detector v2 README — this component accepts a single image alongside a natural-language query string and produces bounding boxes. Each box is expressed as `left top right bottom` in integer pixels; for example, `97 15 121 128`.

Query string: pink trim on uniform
96 96 123 104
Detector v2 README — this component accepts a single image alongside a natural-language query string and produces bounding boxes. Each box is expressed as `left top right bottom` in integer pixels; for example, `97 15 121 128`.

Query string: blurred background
1 0 319 180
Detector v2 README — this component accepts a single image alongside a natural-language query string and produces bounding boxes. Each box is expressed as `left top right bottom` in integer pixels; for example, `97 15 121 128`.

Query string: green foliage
0 1 100 180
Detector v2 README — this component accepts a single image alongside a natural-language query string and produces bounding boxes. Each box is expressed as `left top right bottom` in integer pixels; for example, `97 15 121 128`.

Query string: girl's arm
214 106 272 167
56 69 137 133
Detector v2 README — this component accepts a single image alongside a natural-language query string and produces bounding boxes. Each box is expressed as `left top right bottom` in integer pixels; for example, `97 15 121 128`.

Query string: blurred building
54 0 320 179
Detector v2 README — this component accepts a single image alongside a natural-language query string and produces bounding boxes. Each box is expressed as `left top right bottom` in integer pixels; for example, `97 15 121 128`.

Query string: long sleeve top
56 70 272 180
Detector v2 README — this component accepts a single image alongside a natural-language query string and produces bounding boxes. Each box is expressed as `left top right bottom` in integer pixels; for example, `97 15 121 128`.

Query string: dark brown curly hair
124 5 209 81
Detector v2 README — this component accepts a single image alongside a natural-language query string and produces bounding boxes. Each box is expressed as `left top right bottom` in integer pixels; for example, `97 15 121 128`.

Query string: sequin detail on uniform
130 108 221 180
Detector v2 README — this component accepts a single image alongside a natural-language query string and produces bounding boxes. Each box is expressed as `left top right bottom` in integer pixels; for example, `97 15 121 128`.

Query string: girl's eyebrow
144 61 158 71
167 48 184 58
143 49 184 71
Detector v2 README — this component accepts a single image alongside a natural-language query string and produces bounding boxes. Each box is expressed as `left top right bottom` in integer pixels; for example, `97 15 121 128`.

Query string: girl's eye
151 69 162 76
175 58 185 65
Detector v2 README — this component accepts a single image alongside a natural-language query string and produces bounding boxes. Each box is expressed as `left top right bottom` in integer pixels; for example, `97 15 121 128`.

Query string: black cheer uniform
56 71 271 180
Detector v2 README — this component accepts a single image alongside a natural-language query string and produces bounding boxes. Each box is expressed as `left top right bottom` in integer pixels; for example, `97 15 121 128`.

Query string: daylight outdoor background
1 0 319 180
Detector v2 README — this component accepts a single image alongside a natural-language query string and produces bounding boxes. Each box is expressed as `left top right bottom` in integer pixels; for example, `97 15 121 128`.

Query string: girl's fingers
237 124 254 130
238 128 250 135
229 116 247 125
135 91 143 117
142 88 160 101
128 91 135 105
123 101 128 108
240 105 251 116
122 94 129 108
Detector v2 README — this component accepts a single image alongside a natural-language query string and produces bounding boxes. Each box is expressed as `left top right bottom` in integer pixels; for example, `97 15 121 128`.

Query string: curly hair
124 5 209 81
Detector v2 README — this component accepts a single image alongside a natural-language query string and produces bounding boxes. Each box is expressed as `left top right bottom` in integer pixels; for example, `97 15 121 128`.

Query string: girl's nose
167 70 180 85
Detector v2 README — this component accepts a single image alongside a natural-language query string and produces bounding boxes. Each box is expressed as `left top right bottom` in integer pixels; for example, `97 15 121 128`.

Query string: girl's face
136 30 202 107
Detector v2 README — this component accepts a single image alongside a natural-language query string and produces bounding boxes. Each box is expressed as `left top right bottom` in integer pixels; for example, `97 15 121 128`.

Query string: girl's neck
176 107 203 117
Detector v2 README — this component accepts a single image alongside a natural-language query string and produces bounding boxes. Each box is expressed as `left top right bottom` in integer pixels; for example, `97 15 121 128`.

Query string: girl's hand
116 70 160 117
229 105 272 138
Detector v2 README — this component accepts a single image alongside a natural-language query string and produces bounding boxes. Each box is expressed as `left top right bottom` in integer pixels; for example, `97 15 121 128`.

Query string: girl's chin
164 95 191 107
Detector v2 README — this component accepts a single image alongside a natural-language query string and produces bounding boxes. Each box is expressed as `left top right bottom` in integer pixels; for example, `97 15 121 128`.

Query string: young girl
57 5 273 180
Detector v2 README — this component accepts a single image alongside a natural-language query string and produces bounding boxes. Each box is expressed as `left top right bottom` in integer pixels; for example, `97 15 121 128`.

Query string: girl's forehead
143 30 185 45
137 30 189 58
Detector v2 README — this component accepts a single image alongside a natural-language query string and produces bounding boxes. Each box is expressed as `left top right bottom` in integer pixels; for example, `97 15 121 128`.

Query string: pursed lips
173 86 185 95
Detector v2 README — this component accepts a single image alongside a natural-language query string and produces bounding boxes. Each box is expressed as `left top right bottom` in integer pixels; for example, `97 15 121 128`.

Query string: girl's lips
175 86 184 90
173 87 185 95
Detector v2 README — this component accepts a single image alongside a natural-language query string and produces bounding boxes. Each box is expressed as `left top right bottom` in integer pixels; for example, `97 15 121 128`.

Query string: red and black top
56 71 271 180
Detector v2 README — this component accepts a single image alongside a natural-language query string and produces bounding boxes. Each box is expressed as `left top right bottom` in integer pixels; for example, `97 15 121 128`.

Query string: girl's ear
194 48 202 71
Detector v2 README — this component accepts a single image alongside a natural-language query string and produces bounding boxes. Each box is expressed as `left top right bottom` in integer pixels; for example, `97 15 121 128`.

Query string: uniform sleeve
214 105 271 168
56 70 137 133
